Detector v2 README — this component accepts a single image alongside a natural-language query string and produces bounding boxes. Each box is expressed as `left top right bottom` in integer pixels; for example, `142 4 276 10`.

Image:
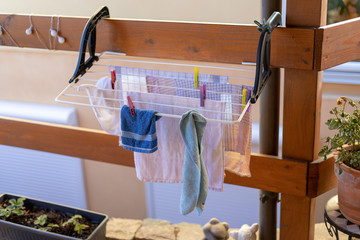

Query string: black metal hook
250 11 282 104
69 6 110 83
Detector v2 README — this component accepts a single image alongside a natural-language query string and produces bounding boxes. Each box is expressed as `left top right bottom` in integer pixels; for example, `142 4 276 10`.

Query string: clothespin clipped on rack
194 67 199 89
111 69 116 89
127 96 136 116
242 88 247 111
246 88 252 112
250 11 282 104
200 84 206 107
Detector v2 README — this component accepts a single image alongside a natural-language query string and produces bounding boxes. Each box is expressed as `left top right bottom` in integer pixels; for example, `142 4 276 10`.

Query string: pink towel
225 106 252 177
145 76 252 177
128 91 226 191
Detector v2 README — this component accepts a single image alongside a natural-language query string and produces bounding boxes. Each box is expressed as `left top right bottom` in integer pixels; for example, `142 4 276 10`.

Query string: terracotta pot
335 162 360 225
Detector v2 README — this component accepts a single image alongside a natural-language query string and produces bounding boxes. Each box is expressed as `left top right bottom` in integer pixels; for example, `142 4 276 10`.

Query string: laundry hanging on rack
77 76 121 135
120 105 161 153
75 63 252 178
129 91 225 192
179 110 208 215
225 107 252 177
55 7 281 216
143 74 252 177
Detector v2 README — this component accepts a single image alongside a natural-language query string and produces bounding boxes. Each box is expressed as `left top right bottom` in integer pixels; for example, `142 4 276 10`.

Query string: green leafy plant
319 96 360 174
328 0 360 24
34 214 59 232
62 214 88 234
0 198 26 218
34 214 47 226
38 223 59 232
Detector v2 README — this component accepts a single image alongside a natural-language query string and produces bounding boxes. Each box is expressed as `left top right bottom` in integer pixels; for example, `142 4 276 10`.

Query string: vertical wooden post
281 70 323 240
280 0 327 239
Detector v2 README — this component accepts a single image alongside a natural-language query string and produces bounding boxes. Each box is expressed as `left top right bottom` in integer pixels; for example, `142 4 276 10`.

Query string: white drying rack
55 8 280 125
56 51 255 124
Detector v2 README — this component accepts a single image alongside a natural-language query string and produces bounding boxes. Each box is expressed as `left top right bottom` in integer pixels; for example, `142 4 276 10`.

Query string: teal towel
179 110 208 215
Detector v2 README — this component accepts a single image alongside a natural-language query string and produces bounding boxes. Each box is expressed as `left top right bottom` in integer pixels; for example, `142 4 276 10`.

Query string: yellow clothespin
242 88 247 111
194 67 199 88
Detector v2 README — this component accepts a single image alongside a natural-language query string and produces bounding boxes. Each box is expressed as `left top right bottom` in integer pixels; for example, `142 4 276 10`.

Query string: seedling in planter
62 214 89 234
35 215 60 232
74 223 88 234
34 214 47 226
38 223 59 232
0 207 12 218
9 197 25 209
0 198 26 218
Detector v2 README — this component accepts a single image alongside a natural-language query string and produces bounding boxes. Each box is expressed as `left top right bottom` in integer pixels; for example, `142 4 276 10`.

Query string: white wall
1 0 260 24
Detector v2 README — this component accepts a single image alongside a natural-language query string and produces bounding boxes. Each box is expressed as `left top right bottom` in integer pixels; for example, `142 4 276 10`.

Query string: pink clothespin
203 84 206 100
200 84 206 107
111 70 116 90
127 96 136 116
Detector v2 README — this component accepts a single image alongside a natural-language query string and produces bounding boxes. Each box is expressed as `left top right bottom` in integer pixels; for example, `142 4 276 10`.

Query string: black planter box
0 193 108 240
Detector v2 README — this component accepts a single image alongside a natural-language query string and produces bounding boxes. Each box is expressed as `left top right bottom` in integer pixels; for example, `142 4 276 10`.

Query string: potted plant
319 96 360 225
0 193 108 240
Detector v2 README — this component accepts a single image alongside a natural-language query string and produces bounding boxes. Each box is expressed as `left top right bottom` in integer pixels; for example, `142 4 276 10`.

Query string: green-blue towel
179 110 208 215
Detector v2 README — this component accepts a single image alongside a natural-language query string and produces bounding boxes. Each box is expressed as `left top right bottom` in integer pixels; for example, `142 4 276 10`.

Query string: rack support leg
259 1 281 239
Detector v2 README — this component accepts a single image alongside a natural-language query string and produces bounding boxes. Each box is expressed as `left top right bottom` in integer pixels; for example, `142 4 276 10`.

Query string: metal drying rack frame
56 6 282 124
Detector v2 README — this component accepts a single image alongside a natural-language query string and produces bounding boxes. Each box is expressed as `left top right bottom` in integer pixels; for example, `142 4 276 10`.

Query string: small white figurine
229 223 259 240
203 218 230 240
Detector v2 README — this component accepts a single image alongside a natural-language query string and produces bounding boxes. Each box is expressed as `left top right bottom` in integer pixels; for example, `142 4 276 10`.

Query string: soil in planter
0 198 99 239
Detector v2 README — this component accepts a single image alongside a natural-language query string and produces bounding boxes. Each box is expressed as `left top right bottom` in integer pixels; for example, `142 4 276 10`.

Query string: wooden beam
225 154 307 196
281 1 326 237
307 156 337 198
0 116 308 196
0 14 315 70
0 116 135 167
315 17 360 71
280 195 316 240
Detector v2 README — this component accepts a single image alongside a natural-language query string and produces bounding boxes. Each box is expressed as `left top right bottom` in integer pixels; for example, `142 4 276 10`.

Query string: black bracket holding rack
69 6 110 83
250 11 282 104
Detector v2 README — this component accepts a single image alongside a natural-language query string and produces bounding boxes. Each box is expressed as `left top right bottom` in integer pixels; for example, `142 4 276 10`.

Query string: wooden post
280 0 327 239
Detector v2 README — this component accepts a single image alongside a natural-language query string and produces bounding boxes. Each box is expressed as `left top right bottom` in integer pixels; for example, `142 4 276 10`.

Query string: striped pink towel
127 91 226 191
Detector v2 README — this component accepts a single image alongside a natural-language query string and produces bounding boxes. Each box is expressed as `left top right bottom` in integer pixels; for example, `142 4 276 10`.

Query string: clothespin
194 67 199 89
246 88 251 112
111 69 116 90
200 84 206 107
242 88 247 111
127 96 135 116
203 84 206 100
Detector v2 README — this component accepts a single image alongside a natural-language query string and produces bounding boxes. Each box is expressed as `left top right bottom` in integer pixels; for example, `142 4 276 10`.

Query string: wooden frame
0 1 359 238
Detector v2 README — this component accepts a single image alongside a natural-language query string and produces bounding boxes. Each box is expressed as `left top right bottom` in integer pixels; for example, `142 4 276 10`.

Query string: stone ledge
106 218 348 240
